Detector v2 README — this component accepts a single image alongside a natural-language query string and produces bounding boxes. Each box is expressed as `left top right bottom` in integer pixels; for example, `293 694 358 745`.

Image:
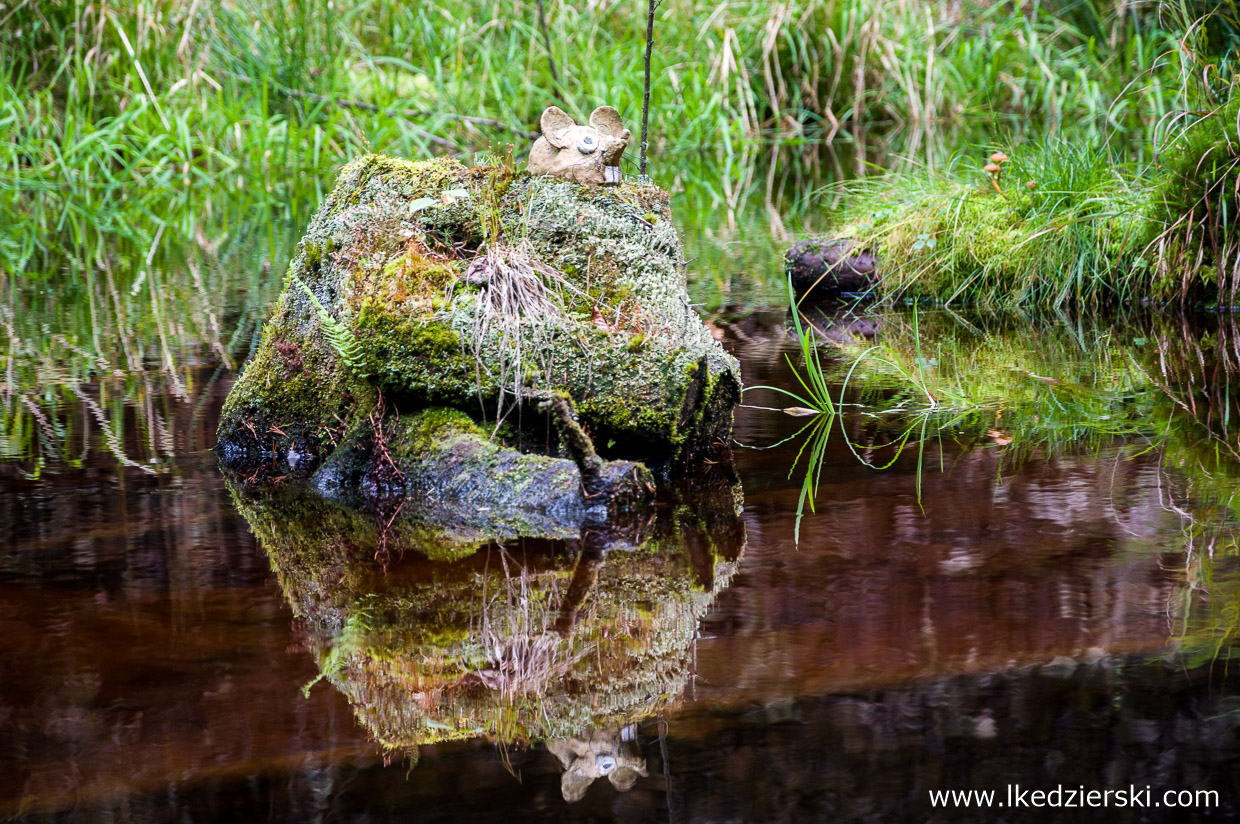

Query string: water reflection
658 654 1240 822
5 305 1240 819
7 239 1240 818
0 231 285 477
548 726 648 802
230 476 746 780
730 308 1240 683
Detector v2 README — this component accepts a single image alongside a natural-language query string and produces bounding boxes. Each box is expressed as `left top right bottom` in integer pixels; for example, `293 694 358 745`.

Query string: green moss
354 309 488 403
219 294 369 458
348 154 470 204
221 151 740 474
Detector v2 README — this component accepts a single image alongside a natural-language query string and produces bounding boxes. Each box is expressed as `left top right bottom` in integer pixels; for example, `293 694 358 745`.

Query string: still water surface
4 302 1240 821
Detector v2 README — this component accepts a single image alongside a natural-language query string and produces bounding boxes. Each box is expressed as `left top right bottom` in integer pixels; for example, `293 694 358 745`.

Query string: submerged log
785 238 878 297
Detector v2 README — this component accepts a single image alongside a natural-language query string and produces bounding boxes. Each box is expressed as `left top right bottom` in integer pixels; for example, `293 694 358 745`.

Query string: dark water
5 300 1240 822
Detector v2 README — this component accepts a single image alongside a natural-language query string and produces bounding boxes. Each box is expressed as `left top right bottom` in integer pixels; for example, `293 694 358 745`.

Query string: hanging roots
467 240 581 422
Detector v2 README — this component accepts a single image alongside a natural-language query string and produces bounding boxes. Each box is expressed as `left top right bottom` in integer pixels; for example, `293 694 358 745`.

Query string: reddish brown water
4 316 1240 823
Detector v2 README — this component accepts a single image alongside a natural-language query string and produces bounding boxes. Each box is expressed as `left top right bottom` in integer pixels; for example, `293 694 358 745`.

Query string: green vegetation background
0 0 1208 267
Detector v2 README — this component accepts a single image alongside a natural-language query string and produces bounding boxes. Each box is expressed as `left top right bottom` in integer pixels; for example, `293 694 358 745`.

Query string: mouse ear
541 106 576 148
589 106 625 137
561 769 593 803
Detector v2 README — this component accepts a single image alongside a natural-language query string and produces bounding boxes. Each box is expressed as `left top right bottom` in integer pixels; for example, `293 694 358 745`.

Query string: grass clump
832 82 1240 309
821 5 1240 310
1143 85 1240 302
836 140 1150 308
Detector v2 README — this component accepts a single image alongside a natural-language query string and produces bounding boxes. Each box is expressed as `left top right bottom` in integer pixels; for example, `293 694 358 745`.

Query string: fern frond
291 275 369 377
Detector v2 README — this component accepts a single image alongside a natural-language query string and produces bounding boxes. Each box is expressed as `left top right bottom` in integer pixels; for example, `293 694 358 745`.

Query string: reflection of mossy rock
217 154 740 482
230 473 745 753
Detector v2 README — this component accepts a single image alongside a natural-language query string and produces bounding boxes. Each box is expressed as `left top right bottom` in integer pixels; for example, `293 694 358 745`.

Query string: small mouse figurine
527 105 631 185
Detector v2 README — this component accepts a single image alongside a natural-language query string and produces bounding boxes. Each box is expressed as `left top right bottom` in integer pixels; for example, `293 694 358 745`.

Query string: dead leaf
591 306 610 330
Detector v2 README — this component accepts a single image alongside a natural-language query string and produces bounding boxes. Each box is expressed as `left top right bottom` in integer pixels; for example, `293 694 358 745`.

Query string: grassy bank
827 96 1239 308
821 9 1239 308
1 0 1189 274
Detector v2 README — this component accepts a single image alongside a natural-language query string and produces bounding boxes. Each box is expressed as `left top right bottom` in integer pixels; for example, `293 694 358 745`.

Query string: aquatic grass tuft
745 277 838 543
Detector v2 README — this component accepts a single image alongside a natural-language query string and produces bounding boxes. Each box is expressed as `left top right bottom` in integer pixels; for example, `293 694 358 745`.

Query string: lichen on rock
217 152 740 528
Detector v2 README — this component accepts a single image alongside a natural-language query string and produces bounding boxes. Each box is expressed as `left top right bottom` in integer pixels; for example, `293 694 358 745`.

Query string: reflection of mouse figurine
547 725 648 802
527 106 631 186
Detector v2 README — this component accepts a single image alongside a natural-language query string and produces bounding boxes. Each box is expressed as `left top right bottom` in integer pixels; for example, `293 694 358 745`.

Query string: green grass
0 0 1193 275
828 138 1153 307
0 221 286 475
819 6 1240 309
744 279 839 543
827 99 1240 308
1144 84 1240 302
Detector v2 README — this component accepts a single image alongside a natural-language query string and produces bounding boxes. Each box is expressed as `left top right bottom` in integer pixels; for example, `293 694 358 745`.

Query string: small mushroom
983 162 1005 195
989 151 1010 165
1026 180 1038 190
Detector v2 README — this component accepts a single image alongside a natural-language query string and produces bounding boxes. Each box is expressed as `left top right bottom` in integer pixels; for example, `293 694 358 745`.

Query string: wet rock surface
785 238 878 297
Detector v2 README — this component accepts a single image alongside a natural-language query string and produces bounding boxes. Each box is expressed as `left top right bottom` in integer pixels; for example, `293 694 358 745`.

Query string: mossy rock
217 153 741 485
311 407 648 535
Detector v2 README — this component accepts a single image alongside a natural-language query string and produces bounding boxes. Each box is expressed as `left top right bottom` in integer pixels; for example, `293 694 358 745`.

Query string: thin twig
535 0 562 101
640 0 659 177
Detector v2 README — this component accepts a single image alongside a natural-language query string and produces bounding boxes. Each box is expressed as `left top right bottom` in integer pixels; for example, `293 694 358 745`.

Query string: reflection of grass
834 311 1157 461
0 226 284 473
809 309 1240 668
748 305 1157 538
479 552 589 704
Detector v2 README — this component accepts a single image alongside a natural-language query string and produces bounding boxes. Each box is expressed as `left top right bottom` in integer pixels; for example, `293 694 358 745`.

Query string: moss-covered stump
217 153 741 491
228 475 746 758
